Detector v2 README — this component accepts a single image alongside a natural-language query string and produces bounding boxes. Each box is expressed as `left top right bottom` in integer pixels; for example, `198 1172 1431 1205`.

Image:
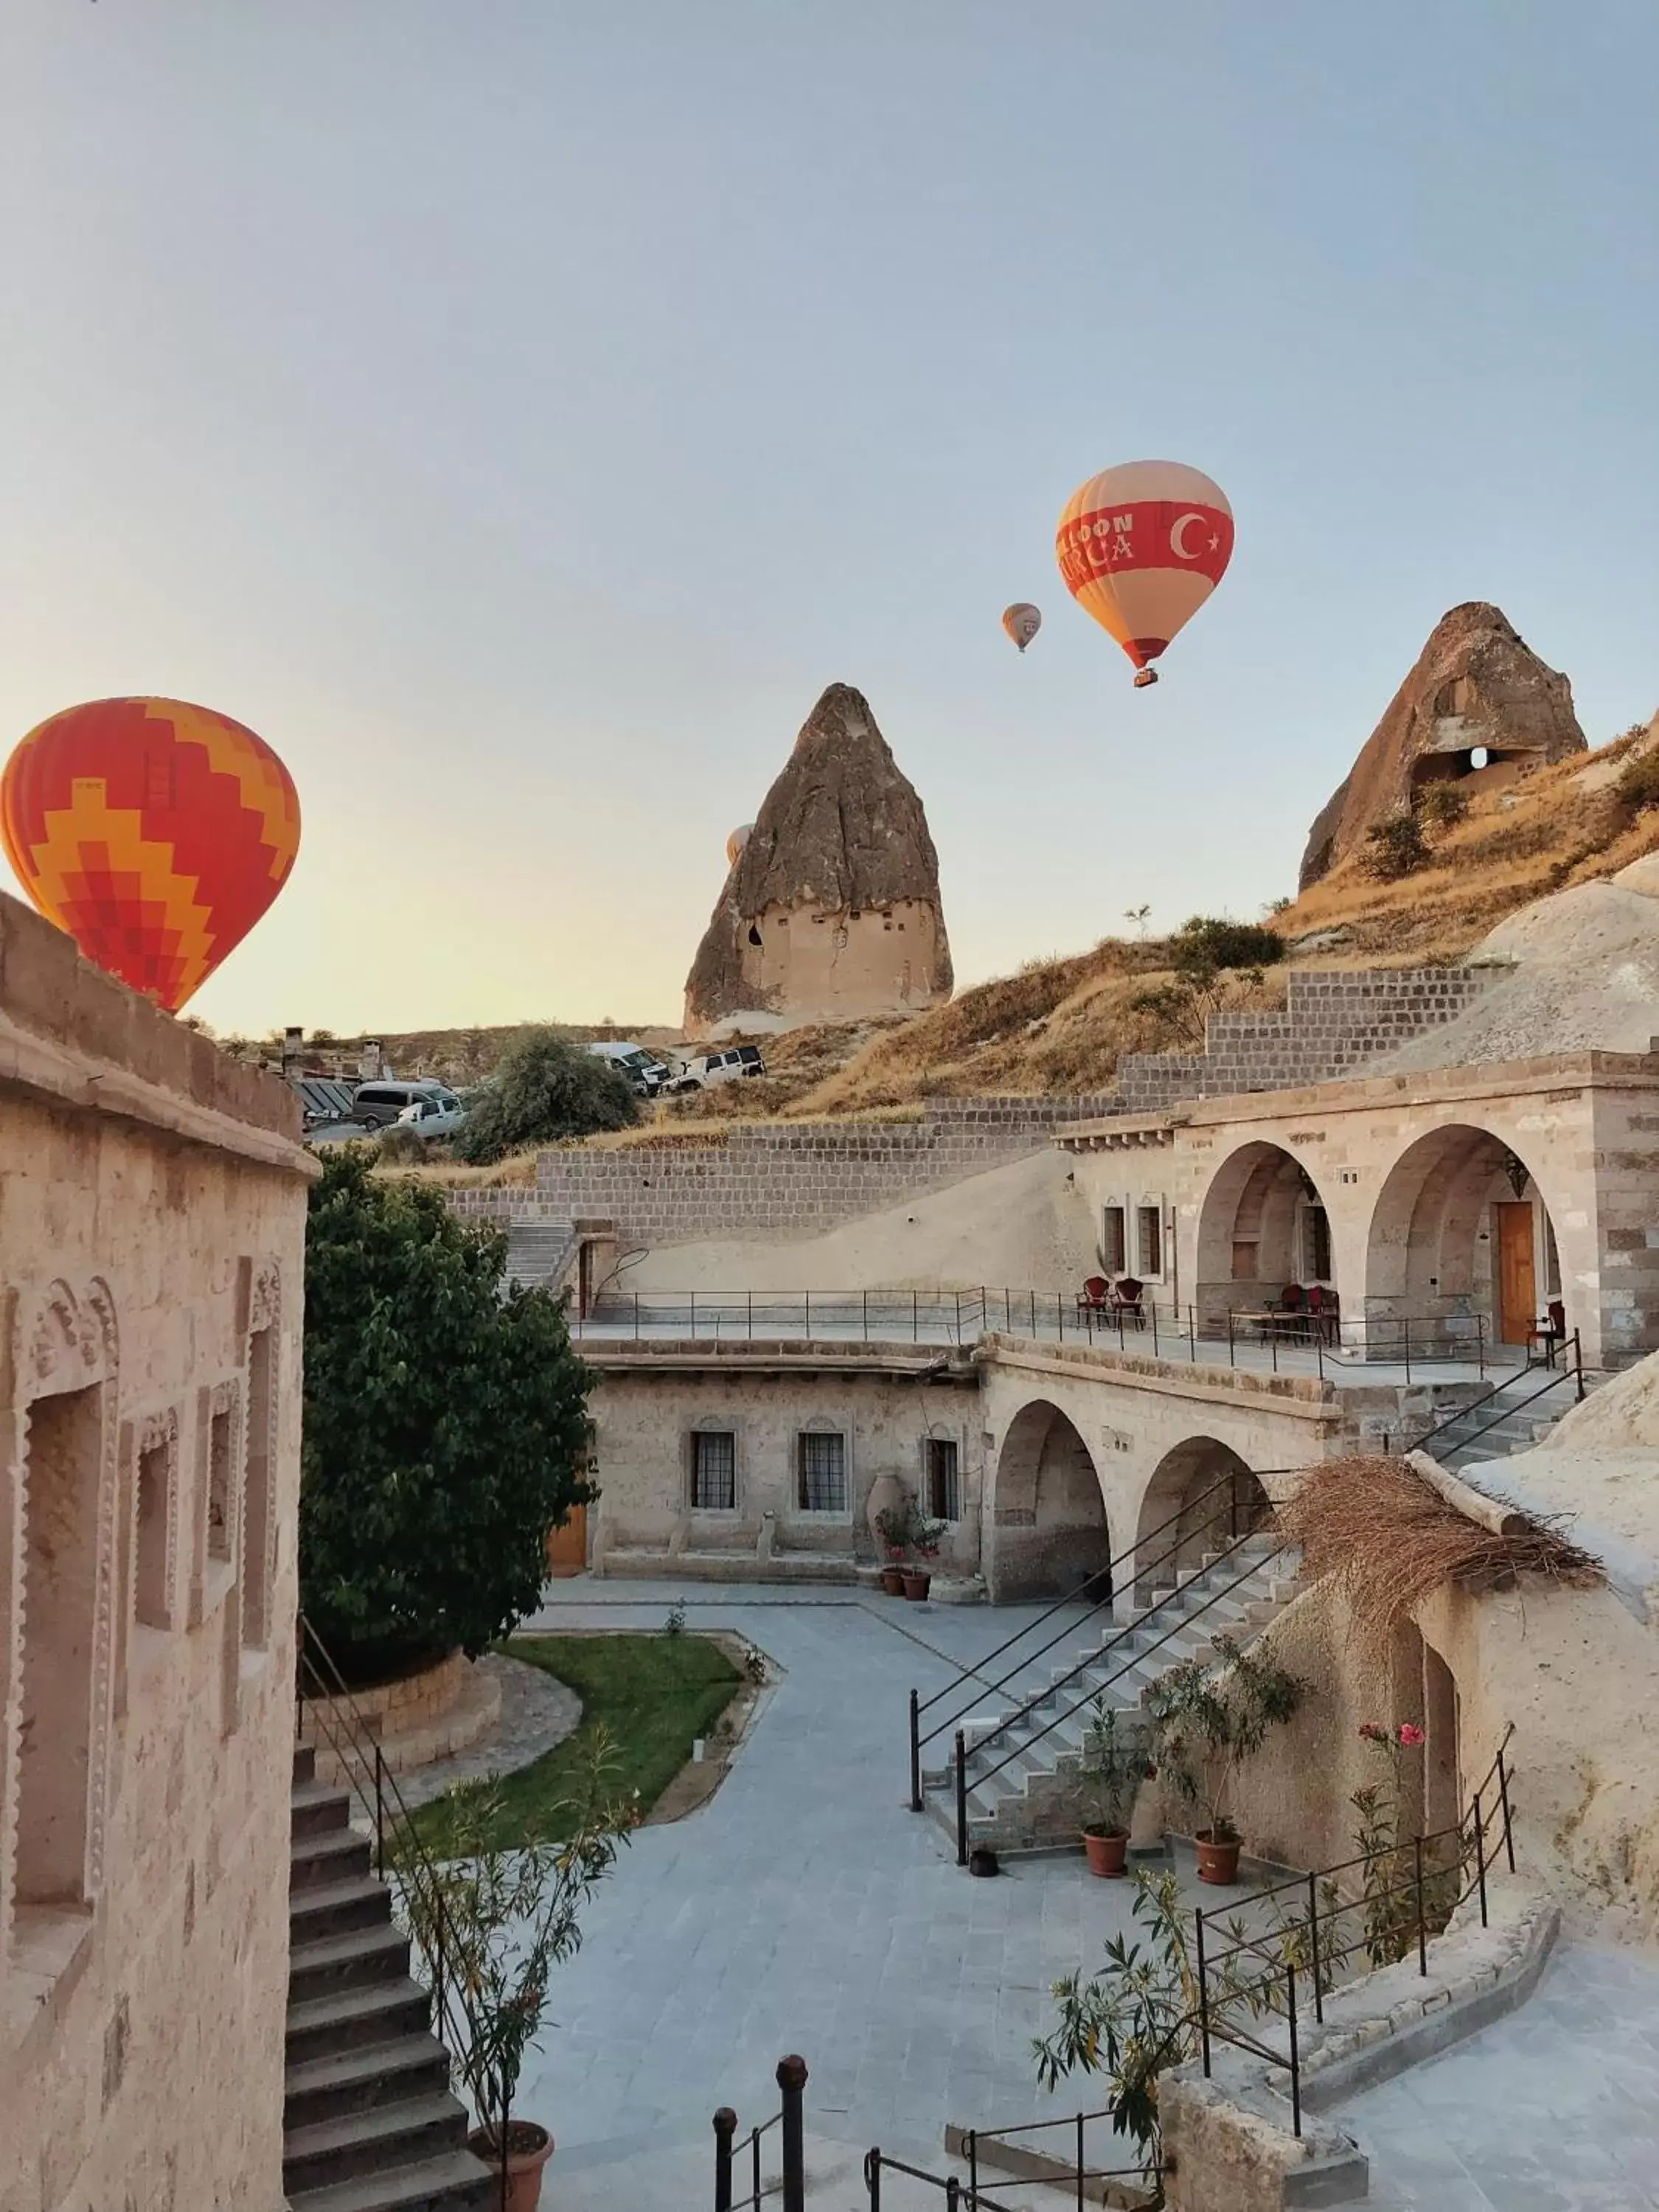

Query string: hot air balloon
1001 602 1042 653
1055 461 1233 686
726 823 754 869
1 697 301 1013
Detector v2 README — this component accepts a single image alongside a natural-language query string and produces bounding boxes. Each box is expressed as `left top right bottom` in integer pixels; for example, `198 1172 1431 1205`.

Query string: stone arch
987 1398 1113 1602
1194 1140 1337 1332
1133 1436 1271 1596
1365 1124 1565 1353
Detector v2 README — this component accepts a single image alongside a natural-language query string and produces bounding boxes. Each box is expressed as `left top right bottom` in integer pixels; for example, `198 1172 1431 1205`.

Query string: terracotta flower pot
902 1571 931 1600
1082 1828 1129 1878
467 2121 554 2212
1194 1831 1242 1886
879 1565 906 1596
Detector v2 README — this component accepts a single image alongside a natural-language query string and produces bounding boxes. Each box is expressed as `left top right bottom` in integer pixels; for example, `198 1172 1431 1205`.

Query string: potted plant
902 1516 947 1601
873 1504 911 1596
1146 1633 1306 1885
393 1735 630 2211
1078 1701 1155 1877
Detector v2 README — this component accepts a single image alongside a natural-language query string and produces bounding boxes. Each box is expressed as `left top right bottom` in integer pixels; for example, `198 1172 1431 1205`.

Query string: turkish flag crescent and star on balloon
1055 461 1234 678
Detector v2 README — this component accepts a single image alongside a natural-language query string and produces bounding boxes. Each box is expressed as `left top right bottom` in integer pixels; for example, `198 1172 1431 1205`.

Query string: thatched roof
1276 1454 1604 1641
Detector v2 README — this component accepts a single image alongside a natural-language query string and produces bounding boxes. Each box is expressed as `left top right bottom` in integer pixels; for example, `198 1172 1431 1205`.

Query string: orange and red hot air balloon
1 697 301 1012
1056 460 1233 686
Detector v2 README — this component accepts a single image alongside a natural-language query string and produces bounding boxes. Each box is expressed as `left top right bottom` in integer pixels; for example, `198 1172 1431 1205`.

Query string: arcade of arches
987 1398 1113 1601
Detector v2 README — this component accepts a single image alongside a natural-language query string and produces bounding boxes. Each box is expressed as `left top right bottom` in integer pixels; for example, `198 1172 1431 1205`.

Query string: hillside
327 713 1659 1122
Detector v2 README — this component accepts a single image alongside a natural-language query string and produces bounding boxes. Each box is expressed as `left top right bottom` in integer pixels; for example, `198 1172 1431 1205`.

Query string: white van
667 1045 767 1093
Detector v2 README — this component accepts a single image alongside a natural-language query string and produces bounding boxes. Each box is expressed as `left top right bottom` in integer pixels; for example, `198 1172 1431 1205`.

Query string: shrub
373 1125 429 1166
1363 813 1430 880
1615 747 1659 821
1419 782 1470 831
1172 917 1286 982
301 1150 595 1674
453 1028 639 1164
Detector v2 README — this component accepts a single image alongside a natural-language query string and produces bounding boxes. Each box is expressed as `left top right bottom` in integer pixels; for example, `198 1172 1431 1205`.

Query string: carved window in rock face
136 1441 172 1630
207 1408 234 1565
242 1328 275 1649
15 1385 103 1910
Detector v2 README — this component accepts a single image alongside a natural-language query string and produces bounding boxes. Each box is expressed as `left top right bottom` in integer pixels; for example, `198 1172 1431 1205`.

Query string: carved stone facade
0 888 312 2212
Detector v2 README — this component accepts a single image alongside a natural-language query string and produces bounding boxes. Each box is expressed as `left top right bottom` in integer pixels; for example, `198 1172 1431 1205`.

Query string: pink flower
1398 1723 1426 1747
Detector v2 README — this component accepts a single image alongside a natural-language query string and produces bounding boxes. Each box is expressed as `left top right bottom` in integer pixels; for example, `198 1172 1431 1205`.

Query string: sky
4 1 1658 1037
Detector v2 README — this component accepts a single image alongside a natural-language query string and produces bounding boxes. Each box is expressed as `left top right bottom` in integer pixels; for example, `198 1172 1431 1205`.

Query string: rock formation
1298 602 1587 889
684 683 953 1030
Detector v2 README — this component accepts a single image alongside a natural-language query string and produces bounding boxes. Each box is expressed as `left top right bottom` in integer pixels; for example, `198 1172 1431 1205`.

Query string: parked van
352 1079 458 1131
585 1042 672 1097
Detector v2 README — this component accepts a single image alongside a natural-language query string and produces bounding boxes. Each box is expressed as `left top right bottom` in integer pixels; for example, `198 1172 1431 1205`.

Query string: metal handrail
714 2058 806 2212
914 1466 1267 1751
1412 1332 1585 1461
952 1526 1290 1863
297 1617 512 2207
1192 1725 1518 2136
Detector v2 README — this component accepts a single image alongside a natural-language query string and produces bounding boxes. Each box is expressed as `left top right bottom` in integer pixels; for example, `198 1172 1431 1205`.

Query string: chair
1528 1298 1568 1368
1305 1284 1338 1346
1077 1275 1112 1317
1110 1276 1147 1331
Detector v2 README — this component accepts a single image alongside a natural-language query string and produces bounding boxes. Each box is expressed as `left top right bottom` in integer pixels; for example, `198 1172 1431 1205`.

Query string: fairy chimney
684 684 953 1029
1298 602 1587 889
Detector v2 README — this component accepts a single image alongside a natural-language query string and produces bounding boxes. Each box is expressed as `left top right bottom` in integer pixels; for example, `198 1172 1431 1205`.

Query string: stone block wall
452 1096 1121 1249
1116 968 1493 1111
1 887 312 2212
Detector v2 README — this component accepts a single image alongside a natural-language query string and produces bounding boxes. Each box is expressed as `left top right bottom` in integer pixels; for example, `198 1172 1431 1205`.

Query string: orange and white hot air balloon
726 822 754 869
1056 461 1233 687
1001 602 1042 653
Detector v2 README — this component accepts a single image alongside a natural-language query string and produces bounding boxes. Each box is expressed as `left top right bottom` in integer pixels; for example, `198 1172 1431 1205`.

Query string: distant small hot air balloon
726 822 754 869
1001 602 1043 653
1056 461 1233 686
1 696 301 1012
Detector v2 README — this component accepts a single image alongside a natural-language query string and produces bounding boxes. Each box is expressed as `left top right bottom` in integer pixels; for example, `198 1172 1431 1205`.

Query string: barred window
1136 1204 1163 1279
1302 1204 1332 1282
796 1431 847 1514
926 1437 960 1523
690 1430 737 1512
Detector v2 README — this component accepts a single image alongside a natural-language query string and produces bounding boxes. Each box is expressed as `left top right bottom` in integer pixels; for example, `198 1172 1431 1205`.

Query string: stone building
684 684 953 1030
0 888 311 2211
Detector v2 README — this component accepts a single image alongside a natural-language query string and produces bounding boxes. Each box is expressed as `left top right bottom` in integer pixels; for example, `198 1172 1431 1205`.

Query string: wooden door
545 1502 588 1578
1496 1203 1537 1346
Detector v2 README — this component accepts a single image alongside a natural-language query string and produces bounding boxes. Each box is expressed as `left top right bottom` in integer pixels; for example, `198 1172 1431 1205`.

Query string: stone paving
1340 1942 1659 2211
392 1649 582 1812
508 1580 1252 2195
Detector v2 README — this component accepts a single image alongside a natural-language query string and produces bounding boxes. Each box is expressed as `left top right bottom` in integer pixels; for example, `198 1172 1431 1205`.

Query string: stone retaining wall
303 1651 503 1779
1117 968 1493 1113
453 1096 1121 1248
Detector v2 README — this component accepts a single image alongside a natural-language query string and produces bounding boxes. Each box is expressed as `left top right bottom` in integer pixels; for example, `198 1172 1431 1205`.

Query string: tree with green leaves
301 1149 594 1676
452 1027 638 1164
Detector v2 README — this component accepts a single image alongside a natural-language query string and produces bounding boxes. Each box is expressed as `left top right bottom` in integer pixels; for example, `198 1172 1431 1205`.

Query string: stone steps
922 1539 1297 1851
285 1745 494 2212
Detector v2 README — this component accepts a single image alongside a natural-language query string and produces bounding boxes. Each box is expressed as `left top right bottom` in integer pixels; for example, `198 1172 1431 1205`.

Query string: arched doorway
1194 1141 1335 1335
1133 1437 1272 1599
1366 1126 1564 1356
987 1399 1112 1602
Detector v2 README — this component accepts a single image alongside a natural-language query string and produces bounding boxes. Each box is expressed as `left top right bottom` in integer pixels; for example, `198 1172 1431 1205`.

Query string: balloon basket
1133 668 1160 688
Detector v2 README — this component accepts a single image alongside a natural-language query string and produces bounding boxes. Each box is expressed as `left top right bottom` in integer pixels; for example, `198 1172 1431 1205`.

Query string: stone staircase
1426 1363 1603 1472
503 1220 577 1295
285 1745 494 2211
925 1536 1298 1854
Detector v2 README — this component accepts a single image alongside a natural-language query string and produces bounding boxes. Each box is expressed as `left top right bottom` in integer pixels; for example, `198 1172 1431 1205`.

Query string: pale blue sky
4 1 1656 1034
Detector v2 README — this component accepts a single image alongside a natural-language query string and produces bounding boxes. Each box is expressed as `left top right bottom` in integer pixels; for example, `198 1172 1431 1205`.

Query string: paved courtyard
502 1580 1659 2211
1341 1942 1659 2211
509 1580 1238 2195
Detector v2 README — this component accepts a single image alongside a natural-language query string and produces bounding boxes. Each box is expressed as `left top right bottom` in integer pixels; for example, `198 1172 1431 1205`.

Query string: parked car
392 1092 466 1138
352 1079 457 1131
667 1045 767 1093
585 1041 674 1098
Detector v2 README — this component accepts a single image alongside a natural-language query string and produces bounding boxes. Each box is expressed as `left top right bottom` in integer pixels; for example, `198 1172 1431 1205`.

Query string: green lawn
409 1632 742 1854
